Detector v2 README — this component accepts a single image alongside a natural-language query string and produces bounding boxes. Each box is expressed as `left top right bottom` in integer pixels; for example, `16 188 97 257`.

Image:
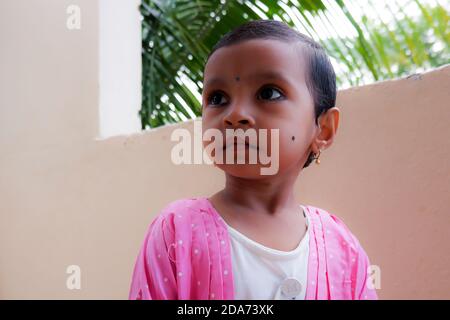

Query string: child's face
201 39 319 179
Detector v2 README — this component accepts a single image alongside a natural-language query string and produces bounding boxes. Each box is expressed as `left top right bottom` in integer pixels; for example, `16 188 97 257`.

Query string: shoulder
305 205 373 272
147 197 213 235
156 197 210 221
304 205 378 299
304 204 363 253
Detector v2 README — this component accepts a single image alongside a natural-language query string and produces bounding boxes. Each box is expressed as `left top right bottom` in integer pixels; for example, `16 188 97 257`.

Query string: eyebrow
203 71 292 90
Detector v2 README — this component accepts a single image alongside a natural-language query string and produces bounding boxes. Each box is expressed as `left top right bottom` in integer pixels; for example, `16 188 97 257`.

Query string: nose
223 103 255 129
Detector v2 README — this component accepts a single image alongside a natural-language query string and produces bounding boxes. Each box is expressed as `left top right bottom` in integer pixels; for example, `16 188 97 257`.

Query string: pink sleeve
328 212 379 300
352 237 379 300
128 214 178 300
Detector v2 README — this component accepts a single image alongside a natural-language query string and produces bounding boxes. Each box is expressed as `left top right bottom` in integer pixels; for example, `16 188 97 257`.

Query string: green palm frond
140 0 450 129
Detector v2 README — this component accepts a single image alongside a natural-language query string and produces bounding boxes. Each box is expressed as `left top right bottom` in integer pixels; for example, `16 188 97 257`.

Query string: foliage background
139 0 449 129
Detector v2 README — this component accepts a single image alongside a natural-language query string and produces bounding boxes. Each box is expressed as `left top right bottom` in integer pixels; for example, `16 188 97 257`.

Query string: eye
258 86 284 101
207 91 228 106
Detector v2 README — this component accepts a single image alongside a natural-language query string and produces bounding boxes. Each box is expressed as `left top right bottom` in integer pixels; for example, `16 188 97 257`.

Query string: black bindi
235 76 240 81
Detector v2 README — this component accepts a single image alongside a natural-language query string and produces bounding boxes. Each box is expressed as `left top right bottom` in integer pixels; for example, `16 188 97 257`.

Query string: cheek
202 108 221 129
268 119 313 167
280 132 303 162
201 115 225 153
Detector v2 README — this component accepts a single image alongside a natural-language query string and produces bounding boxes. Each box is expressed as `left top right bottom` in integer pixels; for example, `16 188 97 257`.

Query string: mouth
223 140 258 151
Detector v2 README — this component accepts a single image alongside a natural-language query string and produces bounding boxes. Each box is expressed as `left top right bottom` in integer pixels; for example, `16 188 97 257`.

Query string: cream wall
1 0 449 299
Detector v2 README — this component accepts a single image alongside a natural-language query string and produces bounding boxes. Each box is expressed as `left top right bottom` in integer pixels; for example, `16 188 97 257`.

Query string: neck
219 169 301 216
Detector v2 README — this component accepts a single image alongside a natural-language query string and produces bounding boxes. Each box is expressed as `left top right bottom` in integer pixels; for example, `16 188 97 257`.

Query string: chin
215 162 275 179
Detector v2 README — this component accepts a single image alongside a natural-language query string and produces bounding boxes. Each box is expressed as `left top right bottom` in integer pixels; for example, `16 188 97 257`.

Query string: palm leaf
140 0 450 129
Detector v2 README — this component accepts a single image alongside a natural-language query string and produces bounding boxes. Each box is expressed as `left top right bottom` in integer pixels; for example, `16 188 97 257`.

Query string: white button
280 278 302 299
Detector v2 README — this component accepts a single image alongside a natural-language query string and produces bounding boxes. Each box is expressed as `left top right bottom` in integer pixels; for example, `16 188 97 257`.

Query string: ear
311 107 340 154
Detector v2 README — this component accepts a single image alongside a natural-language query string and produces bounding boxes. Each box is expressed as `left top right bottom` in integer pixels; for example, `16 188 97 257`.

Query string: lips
223 137 258 150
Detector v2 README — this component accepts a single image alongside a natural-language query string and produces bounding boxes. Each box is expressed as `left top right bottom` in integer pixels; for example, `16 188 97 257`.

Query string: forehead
203 39 308 87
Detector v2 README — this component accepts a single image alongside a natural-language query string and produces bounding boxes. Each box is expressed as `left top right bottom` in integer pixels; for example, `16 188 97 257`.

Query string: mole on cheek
235 76 240 81
291 136 295 141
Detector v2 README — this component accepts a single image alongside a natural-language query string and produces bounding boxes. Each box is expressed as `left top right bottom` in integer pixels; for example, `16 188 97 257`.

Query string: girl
129 19 378 300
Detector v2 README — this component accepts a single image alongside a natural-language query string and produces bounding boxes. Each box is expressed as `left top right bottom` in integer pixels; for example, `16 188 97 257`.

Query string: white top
224 205 310 300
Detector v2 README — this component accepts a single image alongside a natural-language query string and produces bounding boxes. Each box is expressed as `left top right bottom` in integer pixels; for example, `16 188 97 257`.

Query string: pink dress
128 197 378 300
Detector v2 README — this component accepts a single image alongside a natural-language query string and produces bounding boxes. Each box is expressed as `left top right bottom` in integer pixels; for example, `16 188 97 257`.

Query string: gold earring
315 149 322 164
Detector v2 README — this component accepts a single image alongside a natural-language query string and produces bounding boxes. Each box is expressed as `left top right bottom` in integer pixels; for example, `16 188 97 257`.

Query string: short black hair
205 19 336 168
